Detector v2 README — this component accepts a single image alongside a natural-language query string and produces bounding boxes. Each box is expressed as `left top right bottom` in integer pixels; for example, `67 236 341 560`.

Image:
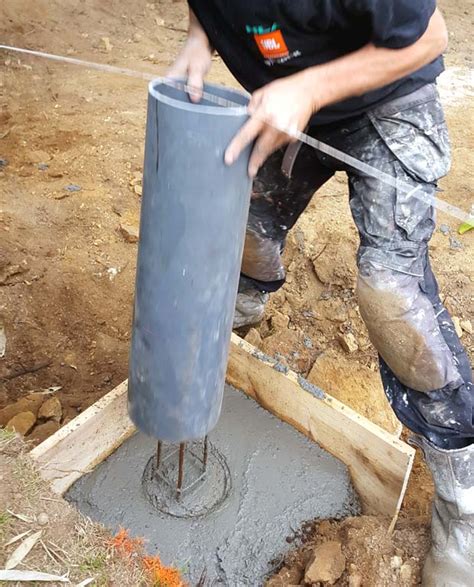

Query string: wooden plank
227 334 414 529
30 334 414 529
30 381 134 495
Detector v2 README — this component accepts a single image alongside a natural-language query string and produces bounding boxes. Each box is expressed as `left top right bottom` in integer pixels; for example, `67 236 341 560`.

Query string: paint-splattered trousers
241 83 473 450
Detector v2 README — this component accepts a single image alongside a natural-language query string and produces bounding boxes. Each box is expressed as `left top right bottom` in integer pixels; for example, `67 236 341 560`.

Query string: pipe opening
149 78 249 116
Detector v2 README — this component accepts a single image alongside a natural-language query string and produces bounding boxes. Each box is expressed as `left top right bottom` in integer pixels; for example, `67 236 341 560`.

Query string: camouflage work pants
241 83 473 449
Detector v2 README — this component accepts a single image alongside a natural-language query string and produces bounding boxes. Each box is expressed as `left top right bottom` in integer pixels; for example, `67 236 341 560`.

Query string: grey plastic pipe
128 79 252 442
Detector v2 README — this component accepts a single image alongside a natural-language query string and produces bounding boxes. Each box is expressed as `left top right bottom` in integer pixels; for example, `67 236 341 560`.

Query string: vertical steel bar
176 442 186 499
203 435 209 471
156 441 162 469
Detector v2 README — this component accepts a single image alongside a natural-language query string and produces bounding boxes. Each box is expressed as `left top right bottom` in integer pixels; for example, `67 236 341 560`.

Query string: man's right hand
166 10 213 103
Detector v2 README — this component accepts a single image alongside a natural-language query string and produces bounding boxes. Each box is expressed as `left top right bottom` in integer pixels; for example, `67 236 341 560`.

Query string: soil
0 0 472 585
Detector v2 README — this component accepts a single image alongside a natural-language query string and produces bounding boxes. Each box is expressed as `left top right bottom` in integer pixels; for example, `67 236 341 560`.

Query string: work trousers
241 83 473 449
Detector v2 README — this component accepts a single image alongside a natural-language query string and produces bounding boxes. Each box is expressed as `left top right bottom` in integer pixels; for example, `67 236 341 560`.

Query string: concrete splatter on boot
233 279 269 329
413 437 473 586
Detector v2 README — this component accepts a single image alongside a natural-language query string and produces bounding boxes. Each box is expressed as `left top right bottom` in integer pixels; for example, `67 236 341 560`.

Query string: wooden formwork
30 333 415 531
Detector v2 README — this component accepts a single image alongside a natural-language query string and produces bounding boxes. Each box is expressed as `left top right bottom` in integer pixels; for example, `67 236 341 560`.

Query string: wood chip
4 530 31 547
5 530 42 569
6 510 34 523
0 569 69 582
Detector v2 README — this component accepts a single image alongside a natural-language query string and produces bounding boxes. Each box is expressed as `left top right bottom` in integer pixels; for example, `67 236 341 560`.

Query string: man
169 2 473 584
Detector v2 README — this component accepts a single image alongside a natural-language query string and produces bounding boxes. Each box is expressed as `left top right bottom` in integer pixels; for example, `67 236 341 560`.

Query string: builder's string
0 44 472 225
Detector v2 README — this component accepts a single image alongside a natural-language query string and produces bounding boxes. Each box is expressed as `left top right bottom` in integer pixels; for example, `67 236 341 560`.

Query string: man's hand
167 10 213 103
225 73 318 178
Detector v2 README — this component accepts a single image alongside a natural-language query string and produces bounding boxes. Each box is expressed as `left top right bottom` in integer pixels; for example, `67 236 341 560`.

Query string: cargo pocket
368 94 451 184
368 94 451 243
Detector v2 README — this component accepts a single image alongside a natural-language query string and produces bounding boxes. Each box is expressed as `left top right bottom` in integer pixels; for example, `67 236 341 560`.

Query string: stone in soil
244 327 262 347
38 396 62 422
304 541 346 585
28 420 61 444
460 319 473 335
6 411 37 435
119 223 139 243
0 393 47 426
337 332 359 353
452 316 463 338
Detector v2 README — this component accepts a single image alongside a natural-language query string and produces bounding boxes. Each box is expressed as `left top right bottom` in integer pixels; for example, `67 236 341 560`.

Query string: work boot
233 280 269 329
413 436 473 586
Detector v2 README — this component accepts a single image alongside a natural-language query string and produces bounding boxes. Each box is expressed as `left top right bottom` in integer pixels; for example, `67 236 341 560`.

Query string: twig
40 539 63 567
1 359 52 381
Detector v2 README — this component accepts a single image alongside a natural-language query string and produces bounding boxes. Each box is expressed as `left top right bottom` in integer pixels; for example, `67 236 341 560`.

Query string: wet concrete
67 386 360 585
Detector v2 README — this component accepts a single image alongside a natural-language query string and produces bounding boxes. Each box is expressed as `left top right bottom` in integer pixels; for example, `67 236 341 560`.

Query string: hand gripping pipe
128 80 252 442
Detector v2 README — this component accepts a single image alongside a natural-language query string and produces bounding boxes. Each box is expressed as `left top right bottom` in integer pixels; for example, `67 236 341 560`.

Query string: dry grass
0 430 150 586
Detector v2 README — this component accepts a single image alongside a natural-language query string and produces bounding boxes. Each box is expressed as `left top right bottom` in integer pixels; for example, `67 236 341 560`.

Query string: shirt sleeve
343 0 437 49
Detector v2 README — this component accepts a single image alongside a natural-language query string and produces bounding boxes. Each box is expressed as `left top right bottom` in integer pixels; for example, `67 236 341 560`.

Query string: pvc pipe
128 80 252 442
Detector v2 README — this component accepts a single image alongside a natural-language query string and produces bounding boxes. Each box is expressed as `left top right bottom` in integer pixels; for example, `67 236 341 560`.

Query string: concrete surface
67 385 360 585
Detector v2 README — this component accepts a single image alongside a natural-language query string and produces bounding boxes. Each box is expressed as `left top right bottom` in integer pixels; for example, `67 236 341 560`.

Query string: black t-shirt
188 0 444 125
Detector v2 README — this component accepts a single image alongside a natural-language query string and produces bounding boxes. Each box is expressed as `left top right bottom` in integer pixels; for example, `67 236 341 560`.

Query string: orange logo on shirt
254 29 289 59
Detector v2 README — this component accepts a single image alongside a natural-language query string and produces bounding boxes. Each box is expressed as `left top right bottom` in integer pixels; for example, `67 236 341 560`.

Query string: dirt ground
0 0 472 585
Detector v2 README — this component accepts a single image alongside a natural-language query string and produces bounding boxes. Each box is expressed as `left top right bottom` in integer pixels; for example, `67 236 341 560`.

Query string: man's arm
225 8 448 177
167 8 213 102
303 8 447 109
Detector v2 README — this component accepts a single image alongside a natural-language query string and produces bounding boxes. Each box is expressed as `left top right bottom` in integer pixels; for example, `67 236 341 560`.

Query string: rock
439 224 450 235
449 235 463 250
28 421 60 444
312 241 357 288
119 223 139 243
129 172 142 186
399 562 412 583
37 512 49 526
0 261 28 285
315 298 348 323
337 332 358 353
0 394 46 426
27 149 51 164
461 320 473 335
100 36 113 53
64 183 81 192
133 184 143 196
0 321 5 358
390 555 403 570
304 541 346 585
271 311 290 331
266 566 303 586
348 573 363 587
38 397 62 422
132 32 142 42
6 411 36 436
245 328 262 347
452 316 463 338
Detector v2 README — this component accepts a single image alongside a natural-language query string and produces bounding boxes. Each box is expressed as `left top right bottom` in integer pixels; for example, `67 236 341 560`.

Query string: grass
11 453 43 498
0 510 12 541
0 510 11 526
79 551 108 573
0 426 16 448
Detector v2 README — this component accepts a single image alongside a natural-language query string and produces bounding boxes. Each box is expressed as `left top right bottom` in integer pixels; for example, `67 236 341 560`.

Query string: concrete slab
67 386 360 584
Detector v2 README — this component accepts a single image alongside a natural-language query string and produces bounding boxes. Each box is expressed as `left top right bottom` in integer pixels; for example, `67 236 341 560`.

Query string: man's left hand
224 73 318 178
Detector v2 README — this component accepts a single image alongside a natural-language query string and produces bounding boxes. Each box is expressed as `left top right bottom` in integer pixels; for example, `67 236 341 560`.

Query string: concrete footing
67 386 360 584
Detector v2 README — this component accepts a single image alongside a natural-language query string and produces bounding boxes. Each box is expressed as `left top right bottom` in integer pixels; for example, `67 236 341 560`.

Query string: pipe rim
149 78 249 116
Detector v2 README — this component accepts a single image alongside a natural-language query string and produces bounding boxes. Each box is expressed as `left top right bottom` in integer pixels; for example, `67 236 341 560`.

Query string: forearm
188 8 212 48
301 8 448 111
